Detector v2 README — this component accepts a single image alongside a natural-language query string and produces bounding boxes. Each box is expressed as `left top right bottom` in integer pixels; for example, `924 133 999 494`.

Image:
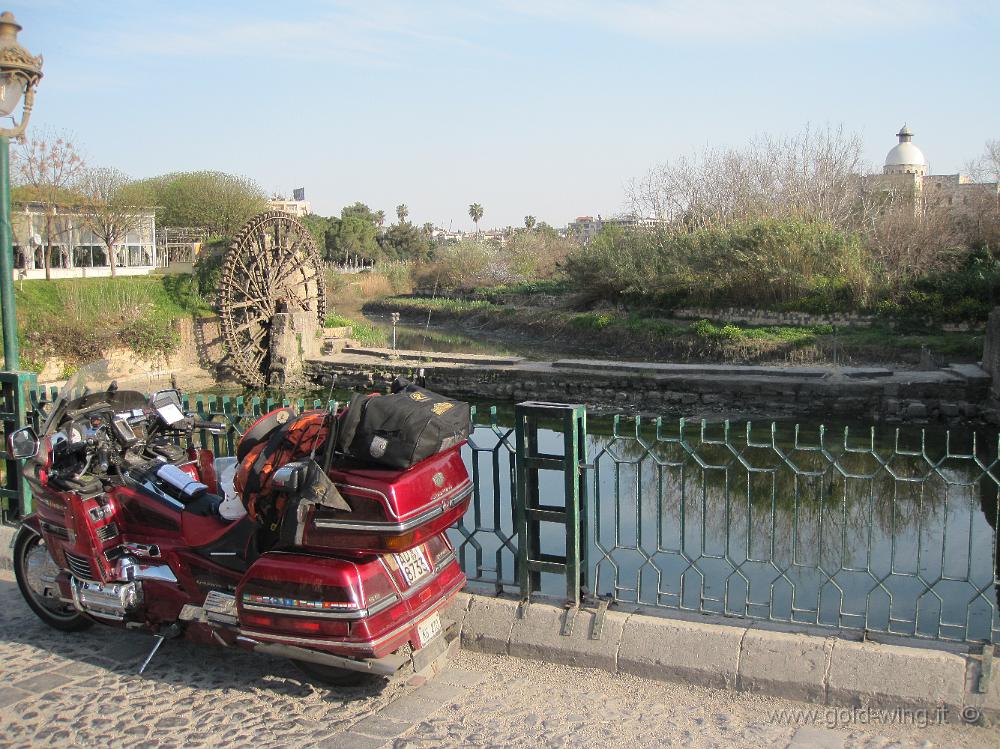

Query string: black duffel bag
337 379 470 469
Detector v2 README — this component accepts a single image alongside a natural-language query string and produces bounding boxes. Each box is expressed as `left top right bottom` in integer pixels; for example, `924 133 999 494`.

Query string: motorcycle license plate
394 547 431 586
416 612 442 647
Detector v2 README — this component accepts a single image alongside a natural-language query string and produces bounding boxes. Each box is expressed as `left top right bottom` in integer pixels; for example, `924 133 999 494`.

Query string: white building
12 202 158 280
872 125 999 215
269 196 312 217
567 213 667 243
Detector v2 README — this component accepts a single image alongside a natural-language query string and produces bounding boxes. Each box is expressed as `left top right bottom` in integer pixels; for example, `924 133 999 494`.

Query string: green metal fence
587 416 1000 645
5 389 999 645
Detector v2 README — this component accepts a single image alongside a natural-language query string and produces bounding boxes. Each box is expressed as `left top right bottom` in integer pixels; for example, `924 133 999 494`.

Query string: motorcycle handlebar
190 418 228 434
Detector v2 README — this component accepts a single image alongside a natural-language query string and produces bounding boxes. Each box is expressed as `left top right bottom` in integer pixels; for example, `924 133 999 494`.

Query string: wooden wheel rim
218 210 326 387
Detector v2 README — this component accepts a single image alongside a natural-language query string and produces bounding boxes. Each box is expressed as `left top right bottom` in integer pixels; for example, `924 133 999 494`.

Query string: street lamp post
0 11 43 370
0 10 42 524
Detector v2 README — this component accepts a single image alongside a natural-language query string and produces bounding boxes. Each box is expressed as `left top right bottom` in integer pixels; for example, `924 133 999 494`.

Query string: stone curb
449 590 999 723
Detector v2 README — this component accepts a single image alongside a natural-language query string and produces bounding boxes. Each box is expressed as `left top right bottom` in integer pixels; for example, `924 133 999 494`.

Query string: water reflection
452 414 1000 644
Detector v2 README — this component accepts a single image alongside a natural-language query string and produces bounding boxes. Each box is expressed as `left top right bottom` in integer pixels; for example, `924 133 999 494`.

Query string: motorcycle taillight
241 612 349 637
358 562 399 613
424 533 455 567
241 578 362 614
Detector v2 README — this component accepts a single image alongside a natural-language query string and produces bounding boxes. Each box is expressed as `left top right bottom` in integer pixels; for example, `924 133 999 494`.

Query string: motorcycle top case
337 385 470 470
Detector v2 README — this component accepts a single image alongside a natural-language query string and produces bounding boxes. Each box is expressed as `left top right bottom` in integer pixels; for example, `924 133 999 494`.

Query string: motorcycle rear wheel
13 526 93 632
292 659 378 687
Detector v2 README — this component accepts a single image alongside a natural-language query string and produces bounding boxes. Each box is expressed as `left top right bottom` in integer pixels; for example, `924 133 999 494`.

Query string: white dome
885 141 926 167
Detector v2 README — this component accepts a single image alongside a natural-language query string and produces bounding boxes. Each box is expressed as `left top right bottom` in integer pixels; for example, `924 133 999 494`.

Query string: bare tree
79 167 144 278
864 205 963 287
627 124 875 231
965 139 1000 184
12 131 86 280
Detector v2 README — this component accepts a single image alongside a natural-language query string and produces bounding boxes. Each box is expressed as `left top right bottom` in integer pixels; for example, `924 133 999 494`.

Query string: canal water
361 313 593 361
453 411 1000 644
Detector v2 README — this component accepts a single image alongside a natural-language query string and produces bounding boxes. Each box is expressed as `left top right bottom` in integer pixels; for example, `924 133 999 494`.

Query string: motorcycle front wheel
13 526 93 632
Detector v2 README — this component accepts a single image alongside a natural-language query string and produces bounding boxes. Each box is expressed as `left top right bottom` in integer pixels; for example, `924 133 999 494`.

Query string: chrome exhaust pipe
235 636 408 677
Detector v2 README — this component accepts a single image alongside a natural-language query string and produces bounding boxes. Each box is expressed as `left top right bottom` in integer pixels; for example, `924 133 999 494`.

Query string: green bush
193 242 226 307
880 247 1000 325
719 324 743 340
571 311 618 331
563 219 874 311
381 263 412 294
120 318 181 360
693 319 720 339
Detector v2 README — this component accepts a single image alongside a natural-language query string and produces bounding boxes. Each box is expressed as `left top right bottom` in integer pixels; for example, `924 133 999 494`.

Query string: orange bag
235 409 330 528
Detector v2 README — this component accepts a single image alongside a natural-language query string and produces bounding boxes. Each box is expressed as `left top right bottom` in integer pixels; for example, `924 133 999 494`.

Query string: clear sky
9 0 1000 230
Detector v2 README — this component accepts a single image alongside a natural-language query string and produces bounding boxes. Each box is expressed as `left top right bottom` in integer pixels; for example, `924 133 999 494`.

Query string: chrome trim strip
312 485 473 533
242 592 400 620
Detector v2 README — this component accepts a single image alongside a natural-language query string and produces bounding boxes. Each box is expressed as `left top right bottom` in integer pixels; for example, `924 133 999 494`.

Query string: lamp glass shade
0 73 25 117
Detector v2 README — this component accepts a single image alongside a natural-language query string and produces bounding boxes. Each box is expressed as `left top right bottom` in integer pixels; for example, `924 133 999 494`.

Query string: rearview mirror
271 461 309 492
150 389 184 425
8 426 39 459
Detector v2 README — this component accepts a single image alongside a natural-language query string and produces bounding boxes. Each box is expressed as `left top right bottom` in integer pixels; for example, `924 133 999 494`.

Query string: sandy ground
0 570 996 749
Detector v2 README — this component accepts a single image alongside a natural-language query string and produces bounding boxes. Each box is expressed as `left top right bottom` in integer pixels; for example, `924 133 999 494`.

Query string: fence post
0 370 38 524
514 401 588 605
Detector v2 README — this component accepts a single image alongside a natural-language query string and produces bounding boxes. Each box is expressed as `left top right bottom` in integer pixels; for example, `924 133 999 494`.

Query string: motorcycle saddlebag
337 385 470 470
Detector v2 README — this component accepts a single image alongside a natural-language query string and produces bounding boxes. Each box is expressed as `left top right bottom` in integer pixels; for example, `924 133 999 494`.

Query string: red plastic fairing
235 535 466 659
196 449 219 495
300 446 472 555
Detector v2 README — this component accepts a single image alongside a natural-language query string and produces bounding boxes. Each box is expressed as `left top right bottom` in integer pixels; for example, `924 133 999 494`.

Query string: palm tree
524 215 536 230
468 203 484 236
374 210 386 232
422 221 434 236
396 203 409 224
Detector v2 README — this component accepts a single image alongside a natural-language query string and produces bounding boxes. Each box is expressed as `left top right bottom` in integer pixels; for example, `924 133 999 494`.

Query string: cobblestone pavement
0 571 996 749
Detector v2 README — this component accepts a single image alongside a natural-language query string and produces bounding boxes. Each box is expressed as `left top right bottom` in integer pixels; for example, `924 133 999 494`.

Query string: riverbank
364 296 983 367
305 349 992 425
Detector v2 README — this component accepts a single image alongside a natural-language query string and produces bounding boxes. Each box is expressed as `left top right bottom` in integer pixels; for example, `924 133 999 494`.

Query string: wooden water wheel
218 211 326 387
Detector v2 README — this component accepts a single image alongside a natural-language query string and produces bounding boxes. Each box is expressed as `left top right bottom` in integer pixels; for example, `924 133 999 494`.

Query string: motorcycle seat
181 491 224 517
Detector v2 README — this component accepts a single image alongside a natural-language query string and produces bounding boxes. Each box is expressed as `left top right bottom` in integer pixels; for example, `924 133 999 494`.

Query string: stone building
871 125 999 215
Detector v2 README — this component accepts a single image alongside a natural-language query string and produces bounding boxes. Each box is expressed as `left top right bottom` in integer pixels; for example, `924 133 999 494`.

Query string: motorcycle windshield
44 359 175 434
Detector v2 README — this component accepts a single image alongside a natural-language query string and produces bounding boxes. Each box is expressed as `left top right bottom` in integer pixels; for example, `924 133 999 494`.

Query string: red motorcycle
8 360 472 685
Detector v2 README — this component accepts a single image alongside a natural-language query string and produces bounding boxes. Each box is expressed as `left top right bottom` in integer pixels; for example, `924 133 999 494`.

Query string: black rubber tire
13 526 93 632
291 659 379 687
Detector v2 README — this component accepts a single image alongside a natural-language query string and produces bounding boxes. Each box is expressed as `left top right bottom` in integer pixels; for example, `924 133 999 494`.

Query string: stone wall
984 307 1000 400
306 358 991 426
669 307 874 328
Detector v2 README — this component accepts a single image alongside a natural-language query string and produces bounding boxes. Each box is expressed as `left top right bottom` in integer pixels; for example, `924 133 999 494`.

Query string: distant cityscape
269 126 999 248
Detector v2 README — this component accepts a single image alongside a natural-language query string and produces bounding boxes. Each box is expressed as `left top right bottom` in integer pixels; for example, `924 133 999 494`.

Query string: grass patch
15 276 206 370
365 295 982 363
325 313 388 347
378 296 495 313
838 326 982 357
